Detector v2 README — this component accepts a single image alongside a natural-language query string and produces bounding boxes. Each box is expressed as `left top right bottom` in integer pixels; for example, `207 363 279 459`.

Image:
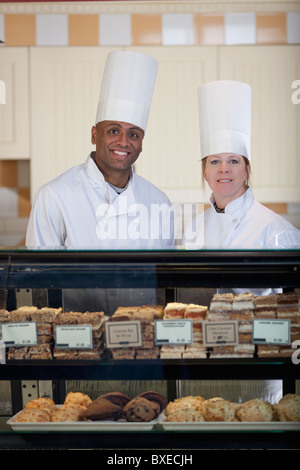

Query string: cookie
136 391 166 412
122 397 157 422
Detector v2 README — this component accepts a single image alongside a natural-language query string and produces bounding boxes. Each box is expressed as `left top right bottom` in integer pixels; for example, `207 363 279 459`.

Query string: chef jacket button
232 218 238 223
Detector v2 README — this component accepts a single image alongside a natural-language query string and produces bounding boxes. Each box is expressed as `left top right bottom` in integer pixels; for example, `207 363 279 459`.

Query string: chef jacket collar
210 187 254 218
85 153 137 217
85 152 134 189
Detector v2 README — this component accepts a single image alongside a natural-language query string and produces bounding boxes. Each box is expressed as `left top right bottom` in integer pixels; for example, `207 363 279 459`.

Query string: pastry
83 397 123 421
122 397 157 422
275 394 300 421
64 391 92 408
209 293 234 312
137 391 166 412
163 302 187 319
254 295 277 318
184 304 208 320
99 391 131 408
232 292 254 311
15 407 51 422
25 397 57 414
235 398 274 422
202 397 237 422
51 403 87 422
166 407 205 422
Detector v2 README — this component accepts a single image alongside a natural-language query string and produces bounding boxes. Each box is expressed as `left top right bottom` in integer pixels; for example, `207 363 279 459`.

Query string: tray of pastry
7 390 166 432
157 394 300 432
157 413 300 432
7 412 158 432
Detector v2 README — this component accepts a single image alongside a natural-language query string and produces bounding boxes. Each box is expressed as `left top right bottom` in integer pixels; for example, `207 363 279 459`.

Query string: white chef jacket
26 154 175 249
183 188 300 296
184 188 300 249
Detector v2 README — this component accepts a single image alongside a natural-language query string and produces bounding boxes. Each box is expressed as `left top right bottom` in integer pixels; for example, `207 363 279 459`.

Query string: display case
0 248 299 450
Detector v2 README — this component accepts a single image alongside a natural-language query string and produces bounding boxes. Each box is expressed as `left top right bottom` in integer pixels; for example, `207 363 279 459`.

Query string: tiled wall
0 11 300 46
0 160 30 246
0 4 300 245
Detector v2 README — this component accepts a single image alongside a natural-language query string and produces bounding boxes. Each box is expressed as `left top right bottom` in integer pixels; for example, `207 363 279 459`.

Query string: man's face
91 121 144 186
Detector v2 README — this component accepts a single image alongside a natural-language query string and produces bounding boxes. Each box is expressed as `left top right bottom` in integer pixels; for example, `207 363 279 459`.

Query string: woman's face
203 153 250 206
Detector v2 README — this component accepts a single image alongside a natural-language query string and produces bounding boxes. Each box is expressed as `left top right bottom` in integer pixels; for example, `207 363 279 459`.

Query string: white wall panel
132 46 217 204
0 47 29 159
219 45 300 202
30 47 117 198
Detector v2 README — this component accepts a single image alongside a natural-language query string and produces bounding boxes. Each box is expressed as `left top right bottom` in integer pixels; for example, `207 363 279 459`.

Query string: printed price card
55 325 93 349
2 322 37 346
202 320 238 347
105 321 142 348
155 320 193 345
252 319 290 345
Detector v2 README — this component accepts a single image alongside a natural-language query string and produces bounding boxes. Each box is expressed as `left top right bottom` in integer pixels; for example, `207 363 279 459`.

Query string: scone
15 407 51 422
236 398 274 422
51 403 87 422
202 397 237 422
122 397 157 422
166 407 205 422
174 395 205 411
275 394 300 421
64 392 92 408
25 397 57 414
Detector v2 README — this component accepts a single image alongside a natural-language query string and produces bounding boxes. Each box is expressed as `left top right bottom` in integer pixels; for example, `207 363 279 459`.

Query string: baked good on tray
122 397 158 422
235 398 275 422
274 394 300 422
202 397 238 422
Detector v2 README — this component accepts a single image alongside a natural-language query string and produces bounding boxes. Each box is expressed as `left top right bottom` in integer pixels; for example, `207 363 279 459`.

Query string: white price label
55 325 93 349
252 319 290 345
155 320 193 345
2 322 37 346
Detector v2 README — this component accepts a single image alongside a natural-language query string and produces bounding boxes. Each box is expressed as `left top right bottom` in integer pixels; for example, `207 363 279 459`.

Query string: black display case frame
0 248 299 450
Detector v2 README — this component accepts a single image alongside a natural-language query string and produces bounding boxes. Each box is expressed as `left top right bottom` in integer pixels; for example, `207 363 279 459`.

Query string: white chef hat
198 80 252 161
95 50 158 132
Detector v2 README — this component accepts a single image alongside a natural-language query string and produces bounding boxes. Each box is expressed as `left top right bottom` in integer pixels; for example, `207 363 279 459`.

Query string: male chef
26 50 175 248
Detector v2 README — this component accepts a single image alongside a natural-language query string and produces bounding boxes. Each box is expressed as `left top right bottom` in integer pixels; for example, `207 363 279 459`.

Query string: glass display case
0 248 299 450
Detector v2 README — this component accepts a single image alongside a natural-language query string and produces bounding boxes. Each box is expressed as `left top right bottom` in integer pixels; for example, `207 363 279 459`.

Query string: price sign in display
105 321 142 348
155 320 193 345
2 322 37 347
202 320 238 347
55 325 93 349
252 319 290 345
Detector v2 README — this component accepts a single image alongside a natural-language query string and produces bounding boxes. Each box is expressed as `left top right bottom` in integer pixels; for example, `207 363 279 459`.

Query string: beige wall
0 1 300 245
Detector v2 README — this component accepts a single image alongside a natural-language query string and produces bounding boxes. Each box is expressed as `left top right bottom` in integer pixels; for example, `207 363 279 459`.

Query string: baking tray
157 413 300 432
7 409 158 432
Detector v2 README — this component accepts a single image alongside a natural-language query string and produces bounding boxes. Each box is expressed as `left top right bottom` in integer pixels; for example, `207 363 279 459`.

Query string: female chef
183 80 300 403
183 80 300 250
